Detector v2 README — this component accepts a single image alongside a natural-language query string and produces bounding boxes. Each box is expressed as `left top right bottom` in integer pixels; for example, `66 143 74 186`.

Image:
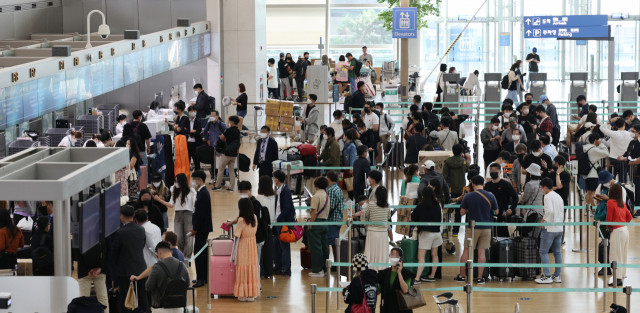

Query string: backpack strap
174 261 183 276
157 261 172 278
474 191 492 207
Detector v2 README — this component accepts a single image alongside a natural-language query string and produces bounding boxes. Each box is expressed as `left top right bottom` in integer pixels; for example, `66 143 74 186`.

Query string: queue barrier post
572 202 586 253
335 238 341 311
466 259 473 284
348 218 353 281
612 261 618 305
603 238 609 312
595 220 601 289
464 284 473 313
624 286 632 312
326 259 332 313
311 284 317 313
586 203 591 264
207 239 212 309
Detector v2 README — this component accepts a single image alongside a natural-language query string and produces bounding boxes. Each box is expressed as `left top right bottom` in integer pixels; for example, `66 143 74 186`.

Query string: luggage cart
433 292 459 313
219 156 240 188
443 206 456 254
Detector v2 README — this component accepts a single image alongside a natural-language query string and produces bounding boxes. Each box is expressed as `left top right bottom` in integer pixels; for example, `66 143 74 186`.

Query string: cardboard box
265 116 279 130
279 101 294 118
418 151 453 174
266 108 280 116
266 99 281 110
395 196 414 236
280 116 295 125
279 123 295 133
17 259 32 276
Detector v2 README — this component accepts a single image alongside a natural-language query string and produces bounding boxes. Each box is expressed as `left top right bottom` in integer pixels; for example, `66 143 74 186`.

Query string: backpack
354 59 363 76
32 235 54 275
224 139 241 157
577 146 596 176
67 296 106 313
157 261 188 308
208 96 216 112
501 75 509 89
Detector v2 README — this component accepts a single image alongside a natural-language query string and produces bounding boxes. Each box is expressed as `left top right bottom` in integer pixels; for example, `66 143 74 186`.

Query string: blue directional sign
524 26 609 39
392 7 417 39
523 15 608 28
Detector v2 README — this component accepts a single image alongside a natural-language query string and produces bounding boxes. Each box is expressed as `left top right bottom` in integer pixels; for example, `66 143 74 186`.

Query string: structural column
53 200 72 276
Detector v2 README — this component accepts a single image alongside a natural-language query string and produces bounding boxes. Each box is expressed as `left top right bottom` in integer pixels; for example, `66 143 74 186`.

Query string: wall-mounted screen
22 81 39 121
90 62 104 98
123 51 144 86
0 88 6 130
143 49 153 79
152 45 170 74
5 85 23 126
38 72 67 115
66 66 91 106
113 56 124 90
82 194 101 253
104 182 122 237
203 33 211 56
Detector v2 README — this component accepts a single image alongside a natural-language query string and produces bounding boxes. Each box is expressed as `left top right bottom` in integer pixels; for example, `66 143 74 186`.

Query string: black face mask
536 114 542 120
517 154 526 162
141 200 152 207
551 166 558 172
363 107 370 114
490 172 499 179
526 100 533 105
287 57 292 61
173 110 179 115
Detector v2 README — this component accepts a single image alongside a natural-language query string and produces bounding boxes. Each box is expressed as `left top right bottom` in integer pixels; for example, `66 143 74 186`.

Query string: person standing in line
360 186 390 271
606 184 633 287
273 170 295 277
212 116 241 192
346 53 358 94
405 123 429 164
319 127 341 167
484 163 519 237
481 117 503 170
162 231 185 262
141 242 190 309
514 60 525 101
453 175 498 285
130 110 152 167
505 63 520 102
377 248 415 313
435 64 447 113
376 102 395 158
153 173 196 264
526 47 540 90
342 254 378 312
335 55 350 97
540 135 556 160
353 145 372 201
325 171 344 264
188 170 213 288
255 175 276 278
307 177 331 277
299 94 320 142
192 83 211 119
443 144 469 229
535 178 564 284
602 117 634 183
76 237 108 312
295 54 308 102
112 205 148 313
267 58 279 99
253 126 279 178
437 118 459 151
278 53 292 100
359 46 373 65
412 186 444 284
179 106 203 171
148 173 171 230
203 110 228 184
135 209 162 270
231 198 260 301
584 133 611 207
621 124 640 213
135 190 165 234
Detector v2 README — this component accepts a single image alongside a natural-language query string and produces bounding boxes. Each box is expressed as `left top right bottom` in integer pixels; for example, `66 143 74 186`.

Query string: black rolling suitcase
339 237 364 277
385 140 403 168
490 237 515 281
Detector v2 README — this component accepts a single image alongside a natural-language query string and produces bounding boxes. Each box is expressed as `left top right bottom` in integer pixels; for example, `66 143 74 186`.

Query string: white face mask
307 99 312 104
210 116 217 122
603 183 611 188
501 162 507 168
523 109 529 115
240 194 249 199
174 183 180 188
532 151 542 157
504 112 511 117
260 133 268 139
491 125 498 131
189 112 196 117
190 181 198 188
153 182 161 187
361 203 369 211
323 134 328 140
512 135 520 141
389 258 400 266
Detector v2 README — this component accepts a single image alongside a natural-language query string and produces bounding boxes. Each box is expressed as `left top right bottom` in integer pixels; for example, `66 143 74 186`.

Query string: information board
450 25 482 62
113 56 124 90
38 72 67 114
152 45 170 75
523 15 608 27
143 48 153 79
102 59 114 94
0 89 6 130
90 62 103 98
392 7 418 39
499 32 510 46
123 51 144 86
22 80 39 121
524 25 609 39
524 15 609 39
5 85 23 126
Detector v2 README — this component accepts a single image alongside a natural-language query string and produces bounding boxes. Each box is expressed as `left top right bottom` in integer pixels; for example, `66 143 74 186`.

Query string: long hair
510 63 518 71
137 189 154 207
0 208 18 237
586 112 598 125
404 164 419 190
257 175 275 197
421 186 439 209
430 178 445 207
609 184 625 208
374 186 389 208
238 198 256 227
172 173 191 206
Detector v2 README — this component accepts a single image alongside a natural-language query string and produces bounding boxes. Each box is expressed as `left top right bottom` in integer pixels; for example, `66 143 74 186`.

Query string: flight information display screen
0 89 6 130
113 56 124 90
5 85 23 126
22 81 39 121
102 58 114 94
38 72 67 114
82 194 101 253
123 51 144 86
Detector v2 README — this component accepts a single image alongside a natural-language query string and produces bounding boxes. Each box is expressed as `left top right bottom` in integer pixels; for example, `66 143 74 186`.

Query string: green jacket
320 137 341 167
442 155 469 194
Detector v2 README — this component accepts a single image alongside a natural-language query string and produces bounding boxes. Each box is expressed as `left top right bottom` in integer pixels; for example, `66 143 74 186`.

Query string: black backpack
208 96 216 112
158 261 188 308
501 75 509 89
33 235 54 275
577 146 596 176
67 296 105 313
354 60 363 76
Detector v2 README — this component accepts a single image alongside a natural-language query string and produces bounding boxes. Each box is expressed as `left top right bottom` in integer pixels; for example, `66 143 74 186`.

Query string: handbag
230 237 239 265
396 285 427 310
351 278 372 313
125 282 138 309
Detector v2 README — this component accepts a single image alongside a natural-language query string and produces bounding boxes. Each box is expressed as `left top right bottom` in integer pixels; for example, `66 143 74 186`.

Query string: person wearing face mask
511 144 529 192
602 117 634 183
187 170 213 288
153 173 196 265
166 100 188 136
147 100 160 120
501 116 528 147
405 123 429 164
272 170 295 276
147 173 170 229
116 114 127 136
99 132 115 148
521 140 552 179
362 102 380 141
443 144 469 202
294 54 308 102
517 102 538 136
577 105 601 125
330 110 345 150
202 110 228 182
513 60 525 101
497 103 514 128
356 185 390 271
134 209 162 269
534 105 553 140
192 83 211 119
481 117 503 170
277 53 292 100
252 126 278 178
315 125 328 155
178 106 203 172
125 139 141 195
135 189 165 234
267 58 280 99
353 145 372 201
505 63 520 102
622 110 640 128
318 127 342 168
535 177 565 284
484 151 512 181
620 124 640 211
411 187 443 284
304 177 331 277
539 95 559 142
583 133 610 207
298 94 320 142
343 253 378 313
437 118 459 151
520 164 545 215
572 94 589 120
504 128 528 155
484 163 519 237
549 155 571 206
58 131 83 147
540 135 556 160
377 247 415 313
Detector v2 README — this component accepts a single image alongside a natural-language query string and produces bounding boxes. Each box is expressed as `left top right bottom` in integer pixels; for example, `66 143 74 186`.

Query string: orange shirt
606 201 633 230
0 227 25 253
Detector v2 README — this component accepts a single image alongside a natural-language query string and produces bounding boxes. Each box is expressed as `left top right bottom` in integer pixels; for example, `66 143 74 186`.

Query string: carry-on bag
490 237 515 281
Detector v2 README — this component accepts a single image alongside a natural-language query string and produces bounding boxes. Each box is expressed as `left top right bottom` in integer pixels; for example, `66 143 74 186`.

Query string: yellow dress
233 216 260 298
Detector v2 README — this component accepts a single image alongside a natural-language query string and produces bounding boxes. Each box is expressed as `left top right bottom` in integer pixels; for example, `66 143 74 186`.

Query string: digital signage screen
38 72 67 114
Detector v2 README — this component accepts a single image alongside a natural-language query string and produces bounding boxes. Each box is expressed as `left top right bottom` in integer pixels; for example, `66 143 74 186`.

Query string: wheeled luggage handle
436 299 459 306
435 292 453 299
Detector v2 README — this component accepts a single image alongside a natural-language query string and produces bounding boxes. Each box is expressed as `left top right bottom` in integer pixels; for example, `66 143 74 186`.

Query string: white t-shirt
147 109 158 120
579 114 603 125
268 65 278 88
169 187 197 212
363 113 380 130
379 113 395 136
256 194 277 223
142 221 162 267
58 135 77 147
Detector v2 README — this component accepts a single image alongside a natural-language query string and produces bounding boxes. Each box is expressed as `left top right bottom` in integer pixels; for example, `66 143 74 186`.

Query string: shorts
327 225 341 245
418 231 443 249
465 227 491 250
585 178 599 191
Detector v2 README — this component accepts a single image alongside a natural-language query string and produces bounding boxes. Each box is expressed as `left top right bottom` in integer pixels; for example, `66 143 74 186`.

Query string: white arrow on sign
526 30 532 36
525 18 531 25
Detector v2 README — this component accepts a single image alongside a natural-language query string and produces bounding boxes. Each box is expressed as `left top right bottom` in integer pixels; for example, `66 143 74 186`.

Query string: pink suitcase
210 255 236 296
139 166 148 192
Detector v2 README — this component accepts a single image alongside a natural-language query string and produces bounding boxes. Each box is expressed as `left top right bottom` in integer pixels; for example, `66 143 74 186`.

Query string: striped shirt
365 202 390 232
326 183 344 223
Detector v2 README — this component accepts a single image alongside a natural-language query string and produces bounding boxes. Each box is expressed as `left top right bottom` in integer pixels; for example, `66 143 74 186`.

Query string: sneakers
552 275 561 283
598 268 612 276
412 279 421 285
609 278 623 287
211 186 223 191
308 271 325 278
226 188 234 192
453 275 466 283
535 275 553 284
389 241 397 247
421 277 436 282
476 278 485 285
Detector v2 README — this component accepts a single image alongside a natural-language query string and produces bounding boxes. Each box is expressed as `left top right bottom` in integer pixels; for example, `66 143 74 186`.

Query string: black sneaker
598 268 612 276
453 275 466 283
412 279 421 285
609 279 623 287
421 277 436 282
476 278 485 285
211 187 223 191
226 188 234 192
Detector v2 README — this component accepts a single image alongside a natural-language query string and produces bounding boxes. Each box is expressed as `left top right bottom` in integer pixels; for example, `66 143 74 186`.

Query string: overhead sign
523 15 608 27
499 32 510 46
392 7 417 39
524 26 609 39
450 25 482 62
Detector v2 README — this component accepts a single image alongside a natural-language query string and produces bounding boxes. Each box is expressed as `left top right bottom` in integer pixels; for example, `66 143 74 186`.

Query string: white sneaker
308 271 326 277
535 275 553 284
552 275 561 283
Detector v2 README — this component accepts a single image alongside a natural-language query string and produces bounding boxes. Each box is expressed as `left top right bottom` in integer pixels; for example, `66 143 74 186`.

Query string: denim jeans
273 226 291 272
236 110 250 130
505 90 519 103
539 229 563 277
349 77 357 93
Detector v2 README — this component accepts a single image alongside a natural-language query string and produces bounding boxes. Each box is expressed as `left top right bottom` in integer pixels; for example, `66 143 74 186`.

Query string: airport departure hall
2 0 640 312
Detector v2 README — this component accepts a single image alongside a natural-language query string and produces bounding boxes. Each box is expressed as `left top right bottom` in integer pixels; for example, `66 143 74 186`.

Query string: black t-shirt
130 121 152 142
518 113 537 135
526 53 540 72
522 153 553 178
550 169 571 206
278 59 289 79
236 93 248 112
224 126 241 144
484 179 518 215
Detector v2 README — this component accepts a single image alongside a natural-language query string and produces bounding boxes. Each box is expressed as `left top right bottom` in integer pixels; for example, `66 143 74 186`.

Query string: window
330 9 392 45
448 23 484 77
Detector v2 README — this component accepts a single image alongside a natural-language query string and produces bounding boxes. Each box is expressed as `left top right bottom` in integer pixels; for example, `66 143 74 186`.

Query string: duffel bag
195 145 216 164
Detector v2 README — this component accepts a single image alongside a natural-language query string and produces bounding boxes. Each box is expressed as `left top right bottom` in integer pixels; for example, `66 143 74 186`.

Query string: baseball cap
533 47 537 52
584 122 595 128
424 160 435 170
539 95 549 103
298 54 304 59
279 52 285 57
509 116 518 123
429 131 439 138
151 173 163 182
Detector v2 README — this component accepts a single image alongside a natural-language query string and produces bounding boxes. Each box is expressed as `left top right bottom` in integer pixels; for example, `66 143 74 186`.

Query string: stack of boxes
395 196 413 236
264 99 296 133
265 99 280 131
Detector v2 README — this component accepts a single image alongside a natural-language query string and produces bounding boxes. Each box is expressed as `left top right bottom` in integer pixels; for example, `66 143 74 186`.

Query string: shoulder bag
396 284 427 310
350 277 372 313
